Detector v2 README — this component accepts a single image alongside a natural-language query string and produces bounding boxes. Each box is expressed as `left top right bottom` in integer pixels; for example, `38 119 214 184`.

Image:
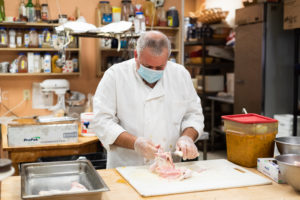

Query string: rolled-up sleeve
180 70 204 142
92 67 126 150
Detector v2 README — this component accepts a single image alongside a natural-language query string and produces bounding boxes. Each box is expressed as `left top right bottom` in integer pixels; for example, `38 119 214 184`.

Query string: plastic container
156 6 167 26
143 0 157 26
121 0 135 22
51 54 62 73
29 28 38 48
16 29 23 47
43 53 51 73
17 53 28 73
8 29 16 48
99 1 112 25
42 28 51 47
134 12 146 34
0 28 8 47
24 29 29 47
112 6 121 22
81 112 96 136
167 6 179 27
222 113 278 167
33 52 41 72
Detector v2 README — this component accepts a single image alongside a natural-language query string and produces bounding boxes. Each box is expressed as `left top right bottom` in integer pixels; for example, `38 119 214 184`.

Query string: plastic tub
222 114 278 167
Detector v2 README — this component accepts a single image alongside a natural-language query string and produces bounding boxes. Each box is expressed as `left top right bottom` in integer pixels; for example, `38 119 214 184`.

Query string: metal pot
275 154 300 191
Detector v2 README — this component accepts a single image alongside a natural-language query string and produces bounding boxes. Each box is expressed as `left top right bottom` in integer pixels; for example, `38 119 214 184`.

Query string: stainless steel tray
21 160 109 200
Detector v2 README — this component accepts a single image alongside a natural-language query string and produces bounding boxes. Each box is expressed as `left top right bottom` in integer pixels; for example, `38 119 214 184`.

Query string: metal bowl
275 137 300 154
275 154 300 191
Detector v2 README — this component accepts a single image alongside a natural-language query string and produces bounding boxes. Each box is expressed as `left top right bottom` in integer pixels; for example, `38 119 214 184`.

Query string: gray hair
136 31 171 58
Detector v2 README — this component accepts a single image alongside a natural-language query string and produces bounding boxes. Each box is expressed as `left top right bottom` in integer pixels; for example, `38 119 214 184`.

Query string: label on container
24 34 29 47
1 36 4 44
102 14 112 24
21 60 25 69
46 32 51 43
43 59 51 73
38 34 43 48
168 16 173 27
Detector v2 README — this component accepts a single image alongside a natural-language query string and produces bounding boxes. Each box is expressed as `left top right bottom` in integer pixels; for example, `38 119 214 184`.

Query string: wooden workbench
1 124 101 175
1 168 299 200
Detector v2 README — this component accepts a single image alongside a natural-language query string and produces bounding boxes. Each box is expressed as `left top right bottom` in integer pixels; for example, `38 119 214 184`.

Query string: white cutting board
116 159 272 197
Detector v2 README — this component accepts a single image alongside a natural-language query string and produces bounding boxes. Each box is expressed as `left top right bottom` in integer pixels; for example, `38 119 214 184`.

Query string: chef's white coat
92 58 204 168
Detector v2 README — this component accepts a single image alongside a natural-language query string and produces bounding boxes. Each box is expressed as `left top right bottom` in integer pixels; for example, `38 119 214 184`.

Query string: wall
0 0 181 117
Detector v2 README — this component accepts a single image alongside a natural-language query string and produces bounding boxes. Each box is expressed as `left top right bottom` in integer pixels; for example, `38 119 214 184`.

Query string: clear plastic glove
176 135 199 160
134 137 159 160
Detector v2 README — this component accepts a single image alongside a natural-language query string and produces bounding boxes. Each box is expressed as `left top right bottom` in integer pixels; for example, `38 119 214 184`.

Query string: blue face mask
137 64 164 84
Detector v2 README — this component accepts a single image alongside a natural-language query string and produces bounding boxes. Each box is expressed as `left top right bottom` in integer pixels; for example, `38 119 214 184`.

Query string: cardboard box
284 0 300 29
7 123 78 147
257 158 286 184
235 3 264 26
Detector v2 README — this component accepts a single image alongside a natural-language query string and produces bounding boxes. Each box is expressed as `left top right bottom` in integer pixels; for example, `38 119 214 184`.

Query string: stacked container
222 113 278 167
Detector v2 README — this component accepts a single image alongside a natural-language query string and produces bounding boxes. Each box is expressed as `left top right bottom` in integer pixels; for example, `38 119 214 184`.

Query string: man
93 31 204 169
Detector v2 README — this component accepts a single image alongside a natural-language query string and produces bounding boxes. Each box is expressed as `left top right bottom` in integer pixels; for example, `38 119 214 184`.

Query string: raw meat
150 148 193 180
39 181 88 195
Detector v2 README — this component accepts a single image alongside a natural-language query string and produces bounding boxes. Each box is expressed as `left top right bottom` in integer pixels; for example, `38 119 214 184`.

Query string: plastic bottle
43 53 51 73
51 54 62 73
29 28 38 48
99 1 112 25
134 12 146 34
35 0 41 22
72 57 79 72
112 6 121 22
143 0 157 26
34 52 41 72
42 28 51 47
16 29 23 47
0 28 8 47
156 6 167 26
19 0 27 21
17 53 28 73
167 7 179 27
26 0 35 22
0 0 5 22
8 29 16 48
38 31 43 48
24 29 30 48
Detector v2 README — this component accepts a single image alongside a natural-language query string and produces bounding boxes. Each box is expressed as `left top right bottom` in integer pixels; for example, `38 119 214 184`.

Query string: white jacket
92 59 204 168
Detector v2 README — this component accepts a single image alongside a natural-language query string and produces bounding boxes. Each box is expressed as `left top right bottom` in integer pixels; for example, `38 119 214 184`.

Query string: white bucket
80 112 96 136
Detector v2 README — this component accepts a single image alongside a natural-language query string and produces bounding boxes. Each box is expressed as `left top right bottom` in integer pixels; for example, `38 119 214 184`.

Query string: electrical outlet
23 90 30 101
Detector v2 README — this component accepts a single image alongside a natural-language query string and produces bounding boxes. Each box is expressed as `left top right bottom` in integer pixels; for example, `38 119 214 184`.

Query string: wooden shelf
0 22 59 27
185 38 226 46
0 48 79 52
0 72 80 76
100 48 180 52
185 62 234 68
146 26 179 30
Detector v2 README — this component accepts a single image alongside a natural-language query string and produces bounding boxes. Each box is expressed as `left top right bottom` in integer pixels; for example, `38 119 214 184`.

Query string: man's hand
176 135 199 160
134 137 159 159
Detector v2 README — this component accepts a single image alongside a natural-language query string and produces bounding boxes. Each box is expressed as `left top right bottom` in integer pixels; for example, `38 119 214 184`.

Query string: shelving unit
0 22 81 76
293 30 300 136
185 36 234 150
95 1 183 77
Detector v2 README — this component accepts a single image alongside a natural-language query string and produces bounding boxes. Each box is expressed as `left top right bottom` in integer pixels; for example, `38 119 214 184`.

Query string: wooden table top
1 168 299 200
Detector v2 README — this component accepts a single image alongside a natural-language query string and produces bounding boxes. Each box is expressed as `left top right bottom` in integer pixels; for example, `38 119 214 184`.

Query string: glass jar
29 28 38 48
0 28 8 47
58 14 68 24
8 29 16 48
41 4 48 21
99 1 112 25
